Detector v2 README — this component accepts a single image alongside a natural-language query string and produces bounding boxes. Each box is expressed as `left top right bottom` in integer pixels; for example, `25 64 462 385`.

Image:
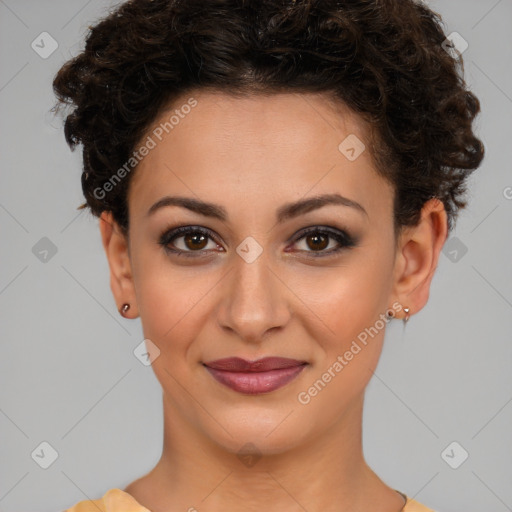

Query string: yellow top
63 488 437 511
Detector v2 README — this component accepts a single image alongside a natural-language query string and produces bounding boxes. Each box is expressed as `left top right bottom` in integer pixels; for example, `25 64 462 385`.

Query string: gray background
0 1 511 511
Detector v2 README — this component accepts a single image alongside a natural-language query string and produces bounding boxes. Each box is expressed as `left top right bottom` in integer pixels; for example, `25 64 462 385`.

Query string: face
119 90 405 454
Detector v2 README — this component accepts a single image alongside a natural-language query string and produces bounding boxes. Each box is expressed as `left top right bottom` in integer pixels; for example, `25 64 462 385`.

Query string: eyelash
158 225 357 259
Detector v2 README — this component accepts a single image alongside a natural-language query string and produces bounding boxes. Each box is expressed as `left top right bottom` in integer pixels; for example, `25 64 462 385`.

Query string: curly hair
52 0 484 236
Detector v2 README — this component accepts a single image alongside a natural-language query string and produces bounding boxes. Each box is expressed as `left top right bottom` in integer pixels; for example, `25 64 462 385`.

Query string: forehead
128 89 392 224
150 89 367 146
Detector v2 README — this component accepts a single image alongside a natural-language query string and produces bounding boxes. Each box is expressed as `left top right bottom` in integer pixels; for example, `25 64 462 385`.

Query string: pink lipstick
203 357 307 394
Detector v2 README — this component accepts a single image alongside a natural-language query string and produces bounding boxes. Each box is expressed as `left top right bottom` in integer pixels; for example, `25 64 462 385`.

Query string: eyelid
290 225 354 244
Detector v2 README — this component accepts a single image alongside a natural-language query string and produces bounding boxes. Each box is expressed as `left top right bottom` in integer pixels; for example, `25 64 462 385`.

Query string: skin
99 89 447 512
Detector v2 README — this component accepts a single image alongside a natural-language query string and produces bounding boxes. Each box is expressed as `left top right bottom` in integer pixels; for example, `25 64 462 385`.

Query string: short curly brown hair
52 0 484 236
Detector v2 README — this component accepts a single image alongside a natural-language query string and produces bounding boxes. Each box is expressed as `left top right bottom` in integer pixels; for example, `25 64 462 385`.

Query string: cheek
135 269 207 340
294 251 395 393
130 244 174 324
293 268 392 415
295 254 393 345
131 248 223 359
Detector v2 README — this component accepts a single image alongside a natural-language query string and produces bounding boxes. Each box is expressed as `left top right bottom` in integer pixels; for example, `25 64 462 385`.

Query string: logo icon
31 441 59 469
31 32 59 59
237 442 263 468
441 32 469 58
442 237 468 263
32 237 58 263
236 237 263 263
134 339 161 366
441 441 469 469
338 134 366 161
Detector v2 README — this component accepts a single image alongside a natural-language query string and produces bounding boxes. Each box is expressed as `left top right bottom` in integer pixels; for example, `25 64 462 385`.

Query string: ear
99 211 138 318
391 197 448 321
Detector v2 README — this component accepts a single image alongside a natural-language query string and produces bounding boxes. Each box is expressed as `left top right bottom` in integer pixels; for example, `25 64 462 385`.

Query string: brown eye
290 227 357 257
183 232 208 250
159 226 222 256
304 232 329 251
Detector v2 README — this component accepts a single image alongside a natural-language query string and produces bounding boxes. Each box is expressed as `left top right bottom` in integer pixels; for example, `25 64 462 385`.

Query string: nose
216 250 291 344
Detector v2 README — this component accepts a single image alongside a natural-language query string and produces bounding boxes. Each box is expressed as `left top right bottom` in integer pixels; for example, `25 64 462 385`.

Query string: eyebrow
147 193 368 222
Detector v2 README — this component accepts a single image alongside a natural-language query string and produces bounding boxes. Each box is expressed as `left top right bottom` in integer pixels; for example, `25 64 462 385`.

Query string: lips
203 357 308 394
204 357 306 372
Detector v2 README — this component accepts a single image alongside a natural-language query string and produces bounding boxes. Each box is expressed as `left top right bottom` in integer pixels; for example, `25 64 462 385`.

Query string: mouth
203 357 308 395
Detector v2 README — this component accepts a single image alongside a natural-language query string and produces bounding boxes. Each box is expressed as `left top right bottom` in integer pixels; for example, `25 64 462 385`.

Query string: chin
200 404 314 457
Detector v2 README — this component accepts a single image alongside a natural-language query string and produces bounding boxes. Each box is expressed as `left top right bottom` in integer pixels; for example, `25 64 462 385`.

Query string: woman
53 0 484 510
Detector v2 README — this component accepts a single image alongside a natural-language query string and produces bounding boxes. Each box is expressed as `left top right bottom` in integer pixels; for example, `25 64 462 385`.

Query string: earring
403 307 410 325
120 303 130 317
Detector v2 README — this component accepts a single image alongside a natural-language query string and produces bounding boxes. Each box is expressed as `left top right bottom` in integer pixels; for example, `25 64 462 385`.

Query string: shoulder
63 488 151 512
403 497 439 512
63 494 106 512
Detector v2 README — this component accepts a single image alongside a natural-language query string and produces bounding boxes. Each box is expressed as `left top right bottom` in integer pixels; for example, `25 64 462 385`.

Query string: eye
287 226 357 257
159 225 357 259
159 226 223 257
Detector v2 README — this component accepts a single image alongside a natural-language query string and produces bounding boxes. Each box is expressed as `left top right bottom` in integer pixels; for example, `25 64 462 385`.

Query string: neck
126 392 405 512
